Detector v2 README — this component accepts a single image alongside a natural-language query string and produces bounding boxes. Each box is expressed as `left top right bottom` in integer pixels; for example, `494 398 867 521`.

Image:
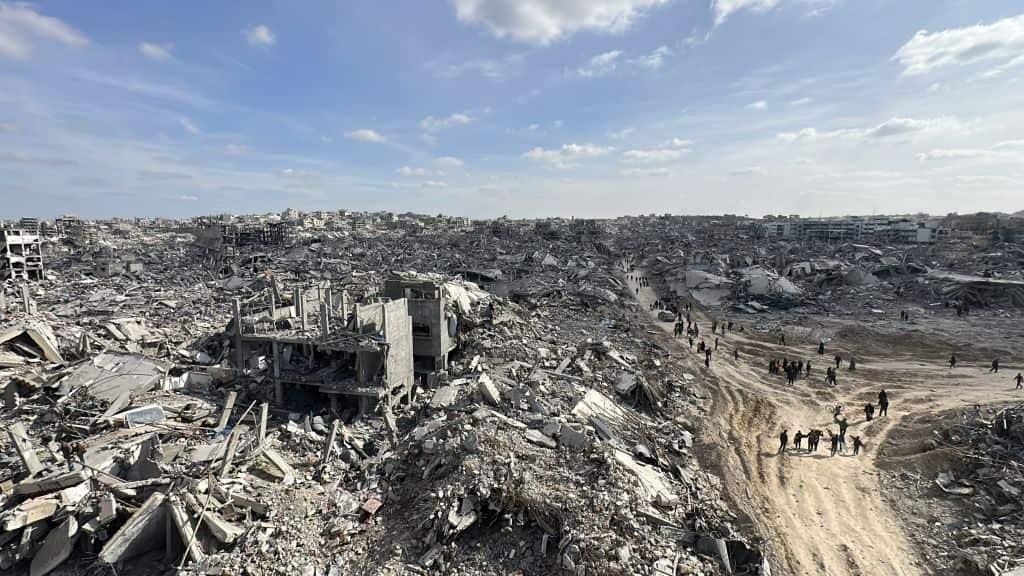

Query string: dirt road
623 268 1022 575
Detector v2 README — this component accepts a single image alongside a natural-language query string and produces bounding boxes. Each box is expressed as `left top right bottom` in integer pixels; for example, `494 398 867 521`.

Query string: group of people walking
778 389 889 458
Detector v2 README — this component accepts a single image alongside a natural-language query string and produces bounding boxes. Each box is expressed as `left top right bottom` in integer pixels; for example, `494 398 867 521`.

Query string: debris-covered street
2 212 1023 576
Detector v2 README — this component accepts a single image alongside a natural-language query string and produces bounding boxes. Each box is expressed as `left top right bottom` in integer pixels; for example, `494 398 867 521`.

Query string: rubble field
2 212 1024 576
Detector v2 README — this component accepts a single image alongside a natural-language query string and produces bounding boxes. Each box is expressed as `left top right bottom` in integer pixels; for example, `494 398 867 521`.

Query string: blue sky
1 0 1022 219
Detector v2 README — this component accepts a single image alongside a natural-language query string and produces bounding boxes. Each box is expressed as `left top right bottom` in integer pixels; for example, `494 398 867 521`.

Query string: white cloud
178 117 200 135
713 0 839 25
420 113 473 131
0 123 14 132
747 100 768 110
0 3 88 59
396 166 444 177
436 156 464 168
422 180 448 189
916 148 991 161
621 167 670 177
629 45 672 70
791 97 813 106
428 54 525 80
522 143 613 169
777 116 966 143
577 50 622 77
224 144 249 155
622 140 692 164
173 194 199 201
893 15 1024 76
138 42 173 61
344 129 387 143
243 24 275 47
713 0 779 26
864 117 962 139
450 0 670 45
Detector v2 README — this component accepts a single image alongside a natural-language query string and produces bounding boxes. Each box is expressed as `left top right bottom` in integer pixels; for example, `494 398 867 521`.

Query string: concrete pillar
271 340 283 405
320 302 330 337
298 288 308 331
21 284 31 315
268 285 276 320
232 299 244 371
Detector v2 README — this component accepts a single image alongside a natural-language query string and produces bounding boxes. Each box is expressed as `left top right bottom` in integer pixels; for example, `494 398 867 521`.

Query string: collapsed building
223 283 415 416
0 229 44 281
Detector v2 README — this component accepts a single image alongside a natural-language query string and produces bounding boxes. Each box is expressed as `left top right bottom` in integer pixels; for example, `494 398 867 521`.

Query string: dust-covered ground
630 266 1024 576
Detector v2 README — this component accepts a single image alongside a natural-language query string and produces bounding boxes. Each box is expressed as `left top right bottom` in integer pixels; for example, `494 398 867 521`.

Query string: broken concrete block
13 469 91 497
478 373 501 405
118 405 167 427
30 515 78 576
557 426 590 450
7 422 42 476
98 492 167 564
525 429 557 449
430 385 459 409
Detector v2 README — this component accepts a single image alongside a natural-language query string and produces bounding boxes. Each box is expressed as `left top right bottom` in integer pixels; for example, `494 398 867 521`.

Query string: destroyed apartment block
0 228 44 281
383 275 460 375
226 282 414 415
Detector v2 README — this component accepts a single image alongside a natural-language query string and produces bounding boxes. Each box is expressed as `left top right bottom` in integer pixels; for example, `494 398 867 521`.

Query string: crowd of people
778 389 888 458
622 265 1022 467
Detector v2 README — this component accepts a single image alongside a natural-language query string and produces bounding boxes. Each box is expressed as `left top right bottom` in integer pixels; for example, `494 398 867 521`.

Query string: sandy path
621 265 1022 576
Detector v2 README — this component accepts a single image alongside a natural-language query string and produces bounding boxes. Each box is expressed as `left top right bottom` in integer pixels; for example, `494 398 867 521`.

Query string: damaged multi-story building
0 227 44 281
383 276 460 376
225 282 414 417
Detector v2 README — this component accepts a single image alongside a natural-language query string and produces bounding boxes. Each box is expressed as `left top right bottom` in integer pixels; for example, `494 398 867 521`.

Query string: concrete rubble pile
882 403 1024 575
1 214 765 576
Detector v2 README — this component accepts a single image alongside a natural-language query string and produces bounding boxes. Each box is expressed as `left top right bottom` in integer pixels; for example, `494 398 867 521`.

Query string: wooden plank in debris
98 492 167 564
8 423 43 476
215 391 237 432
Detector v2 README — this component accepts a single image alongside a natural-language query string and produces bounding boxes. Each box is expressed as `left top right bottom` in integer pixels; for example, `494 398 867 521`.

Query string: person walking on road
864 403 875 421
794 430 805 450
829 432 839 457
852 436 863 456
949 354 957 369
990 358 1000 373
878 389 889 417
1016 372 1024 390
834 354 842 369
779 430 789 454
818 341 825 355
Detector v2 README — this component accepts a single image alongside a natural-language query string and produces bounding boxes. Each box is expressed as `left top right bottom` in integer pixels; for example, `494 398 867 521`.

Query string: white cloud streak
450 0 670 45
243 24 275 47
0 2 88 59
138 42 173 61
420 113 473 131
344 129 387 143
893 14 1024 76
522 143 613 169
577 50 622 77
